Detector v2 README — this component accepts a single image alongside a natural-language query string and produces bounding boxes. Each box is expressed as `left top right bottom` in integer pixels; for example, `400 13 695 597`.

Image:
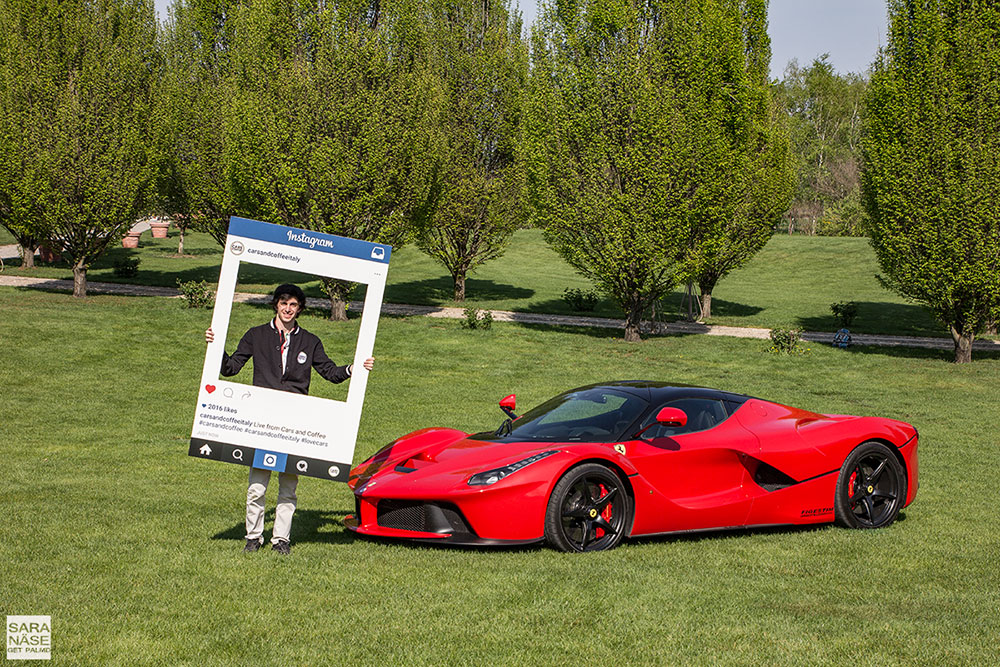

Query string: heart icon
205 384 216 394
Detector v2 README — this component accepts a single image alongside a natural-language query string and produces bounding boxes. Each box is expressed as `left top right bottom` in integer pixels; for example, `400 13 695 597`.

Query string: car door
625 398 761 535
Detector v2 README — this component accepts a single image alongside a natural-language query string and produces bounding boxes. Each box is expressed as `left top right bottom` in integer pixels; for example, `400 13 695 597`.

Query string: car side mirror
499 394 517 419
656 407 687 428
633 406 688 440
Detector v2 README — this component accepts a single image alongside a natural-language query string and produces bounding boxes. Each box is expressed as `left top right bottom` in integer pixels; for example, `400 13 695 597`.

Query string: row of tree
0 0 793 341
2 0 998 361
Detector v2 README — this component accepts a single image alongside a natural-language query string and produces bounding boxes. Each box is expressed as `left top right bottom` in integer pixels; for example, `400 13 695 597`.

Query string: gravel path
2 273 998 352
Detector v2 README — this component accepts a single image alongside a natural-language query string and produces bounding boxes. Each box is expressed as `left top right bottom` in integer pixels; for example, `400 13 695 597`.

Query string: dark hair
272 284 306 310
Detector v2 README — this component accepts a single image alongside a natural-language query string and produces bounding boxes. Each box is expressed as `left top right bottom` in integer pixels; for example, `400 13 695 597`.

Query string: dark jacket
221 319 350 394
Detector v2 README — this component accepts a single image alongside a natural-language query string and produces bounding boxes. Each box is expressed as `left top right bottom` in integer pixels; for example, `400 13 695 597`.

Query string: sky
152 0 890 80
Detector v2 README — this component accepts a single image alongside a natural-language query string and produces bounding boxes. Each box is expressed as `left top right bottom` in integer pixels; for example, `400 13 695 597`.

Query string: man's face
275 296 302 326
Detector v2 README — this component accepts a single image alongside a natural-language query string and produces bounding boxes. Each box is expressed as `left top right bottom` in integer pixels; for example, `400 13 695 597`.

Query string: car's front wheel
834 441 906 529
544 463 631 552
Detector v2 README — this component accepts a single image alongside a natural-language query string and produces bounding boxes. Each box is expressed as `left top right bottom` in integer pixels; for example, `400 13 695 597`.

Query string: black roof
569 381 753 405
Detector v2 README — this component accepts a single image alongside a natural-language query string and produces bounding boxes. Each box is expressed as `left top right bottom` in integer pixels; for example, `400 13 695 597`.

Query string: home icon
199 444 212 456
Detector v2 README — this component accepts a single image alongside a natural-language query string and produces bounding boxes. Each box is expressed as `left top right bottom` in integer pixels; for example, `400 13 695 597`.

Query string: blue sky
153 0 889 79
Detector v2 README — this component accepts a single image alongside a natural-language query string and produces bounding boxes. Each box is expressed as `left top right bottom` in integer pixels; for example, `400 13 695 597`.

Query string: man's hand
205 327 214 344
350 357 375 375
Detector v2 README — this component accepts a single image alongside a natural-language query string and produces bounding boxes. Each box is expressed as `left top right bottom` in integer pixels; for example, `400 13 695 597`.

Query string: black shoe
244 538 264 553
271 539 291 556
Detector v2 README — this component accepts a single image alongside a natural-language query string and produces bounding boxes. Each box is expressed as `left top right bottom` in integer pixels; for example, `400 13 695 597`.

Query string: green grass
2 287 999 664
2 227 949 338
0 225 16 245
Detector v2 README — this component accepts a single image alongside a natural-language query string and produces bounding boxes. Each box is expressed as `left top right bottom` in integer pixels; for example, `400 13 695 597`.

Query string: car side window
639 398 729 438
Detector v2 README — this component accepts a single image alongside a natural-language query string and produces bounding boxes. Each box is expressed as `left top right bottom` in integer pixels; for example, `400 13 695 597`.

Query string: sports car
344 382 918 552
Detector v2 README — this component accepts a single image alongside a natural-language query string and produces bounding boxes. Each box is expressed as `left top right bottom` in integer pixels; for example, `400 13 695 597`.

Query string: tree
158 0 241 249
226 0 439 320
0 0 159 297
417 0 528 301
775 55 867 236
862 0 1000 363
524 0 786 340
682 0 793 319
0 3 57 268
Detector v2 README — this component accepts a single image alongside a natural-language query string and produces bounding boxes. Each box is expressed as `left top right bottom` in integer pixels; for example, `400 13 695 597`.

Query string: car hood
349 429 564 492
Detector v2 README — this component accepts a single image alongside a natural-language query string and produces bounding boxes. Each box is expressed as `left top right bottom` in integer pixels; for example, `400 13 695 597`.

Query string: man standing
205 283 374 555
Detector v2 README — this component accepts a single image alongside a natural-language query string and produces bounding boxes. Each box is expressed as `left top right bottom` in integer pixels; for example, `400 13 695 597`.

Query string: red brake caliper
848 471 857 502
595 483 612 538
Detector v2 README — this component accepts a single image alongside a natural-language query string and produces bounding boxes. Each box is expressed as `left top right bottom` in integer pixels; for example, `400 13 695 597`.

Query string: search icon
232 449 244 461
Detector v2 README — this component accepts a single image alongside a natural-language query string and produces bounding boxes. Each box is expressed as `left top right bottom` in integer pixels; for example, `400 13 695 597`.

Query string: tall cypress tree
158 0 242 249
524 0 789 339
417 0 528 301
862 0 1000 363
0 0 159 297
226 0 439 319
683 0 793 319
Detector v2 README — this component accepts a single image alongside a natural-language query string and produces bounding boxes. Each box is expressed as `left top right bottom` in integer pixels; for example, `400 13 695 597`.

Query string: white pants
246 467 298 544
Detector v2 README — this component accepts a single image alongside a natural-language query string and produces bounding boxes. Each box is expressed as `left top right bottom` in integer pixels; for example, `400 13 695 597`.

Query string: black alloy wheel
834 441 906 529
544 463 631 552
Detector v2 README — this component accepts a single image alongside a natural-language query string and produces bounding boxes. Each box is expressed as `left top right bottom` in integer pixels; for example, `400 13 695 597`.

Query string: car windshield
471 388 648 443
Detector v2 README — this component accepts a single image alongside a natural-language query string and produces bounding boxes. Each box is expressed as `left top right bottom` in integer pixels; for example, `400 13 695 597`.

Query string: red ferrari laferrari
345 382 918 552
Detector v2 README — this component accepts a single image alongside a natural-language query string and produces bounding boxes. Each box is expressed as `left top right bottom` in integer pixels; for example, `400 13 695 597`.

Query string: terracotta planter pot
149 221 170 239
122 230 142 248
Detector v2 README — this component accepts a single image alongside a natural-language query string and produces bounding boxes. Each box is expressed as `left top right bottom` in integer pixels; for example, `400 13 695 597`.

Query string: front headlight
468 450 559 486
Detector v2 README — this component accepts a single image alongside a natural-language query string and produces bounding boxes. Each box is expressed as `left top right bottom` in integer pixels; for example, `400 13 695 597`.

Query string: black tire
834 441 906 529
544 463 632 552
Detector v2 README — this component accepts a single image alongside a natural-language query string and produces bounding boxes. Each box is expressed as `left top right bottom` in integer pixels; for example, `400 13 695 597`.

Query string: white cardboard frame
188 217 390 482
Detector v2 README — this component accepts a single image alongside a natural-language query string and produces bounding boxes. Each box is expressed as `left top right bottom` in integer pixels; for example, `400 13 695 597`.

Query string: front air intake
377 500 473 535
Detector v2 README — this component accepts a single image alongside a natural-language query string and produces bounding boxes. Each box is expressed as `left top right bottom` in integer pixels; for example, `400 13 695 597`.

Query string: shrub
562 287 599 312
767 327 807 355
177 279 214 309
830 301 859 328
462 307 493 330
112 257 141 278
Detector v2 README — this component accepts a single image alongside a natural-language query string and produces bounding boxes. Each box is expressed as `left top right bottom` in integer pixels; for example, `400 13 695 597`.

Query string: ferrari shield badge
614 444 626 455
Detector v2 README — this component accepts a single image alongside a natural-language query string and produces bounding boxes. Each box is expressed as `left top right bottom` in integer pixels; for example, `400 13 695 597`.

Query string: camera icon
263 453 277 468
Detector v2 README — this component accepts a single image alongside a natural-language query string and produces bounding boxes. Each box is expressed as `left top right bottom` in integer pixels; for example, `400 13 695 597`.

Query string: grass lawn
0 225 15 245
2 228 950 339
2 287 998 664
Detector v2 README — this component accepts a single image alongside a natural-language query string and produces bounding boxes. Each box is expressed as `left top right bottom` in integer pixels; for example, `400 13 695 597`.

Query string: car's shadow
210 509 910 552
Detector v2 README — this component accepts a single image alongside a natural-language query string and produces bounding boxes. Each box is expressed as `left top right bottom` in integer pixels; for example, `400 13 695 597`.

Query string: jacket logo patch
297 351 308 364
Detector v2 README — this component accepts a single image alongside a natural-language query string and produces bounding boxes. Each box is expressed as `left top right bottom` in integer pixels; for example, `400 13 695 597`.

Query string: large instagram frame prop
188 217 390 483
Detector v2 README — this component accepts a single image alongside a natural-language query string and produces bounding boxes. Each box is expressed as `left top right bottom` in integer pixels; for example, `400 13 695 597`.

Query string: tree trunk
453 273 466 301
698 289 712 320
327 293 348 321
177 227 185 254
951 325 973 363
20 244 36 269
985 320 997 335
623 302 643 342
73 262 87 298
321 277 351 321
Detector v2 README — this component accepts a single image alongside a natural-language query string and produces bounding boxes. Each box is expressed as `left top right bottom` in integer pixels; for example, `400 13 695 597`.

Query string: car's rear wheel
545 463 631 552
834 441 906 529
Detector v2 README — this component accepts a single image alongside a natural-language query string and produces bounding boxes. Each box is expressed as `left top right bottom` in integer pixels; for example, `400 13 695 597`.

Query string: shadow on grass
797 301 942 338
657 293 766 319
838 342 1000 362
324 515 915 553
627 522 830 548
211 508 355 545
145 246 220 257
386 277 534 305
